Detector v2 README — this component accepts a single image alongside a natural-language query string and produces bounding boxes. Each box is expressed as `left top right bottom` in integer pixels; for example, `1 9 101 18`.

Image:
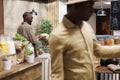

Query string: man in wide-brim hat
49 0 120 80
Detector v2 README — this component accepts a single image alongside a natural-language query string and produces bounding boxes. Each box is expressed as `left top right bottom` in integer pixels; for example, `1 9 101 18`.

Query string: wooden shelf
0 58 46 80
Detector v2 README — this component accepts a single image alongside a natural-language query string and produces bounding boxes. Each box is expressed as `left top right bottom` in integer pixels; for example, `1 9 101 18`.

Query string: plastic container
3 60 11 70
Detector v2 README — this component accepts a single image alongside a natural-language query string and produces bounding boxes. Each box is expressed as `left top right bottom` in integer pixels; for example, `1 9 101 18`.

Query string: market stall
0 34 51 80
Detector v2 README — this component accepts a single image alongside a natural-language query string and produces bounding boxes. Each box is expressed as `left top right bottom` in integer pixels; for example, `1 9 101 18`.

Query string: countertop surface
0 57 46 79
96 65 120 74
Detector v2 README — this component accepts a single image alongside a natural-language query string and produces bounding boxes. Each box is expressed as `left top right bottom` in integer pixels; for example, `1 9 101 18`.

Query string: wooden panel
0 0 4 34
48 0 59 28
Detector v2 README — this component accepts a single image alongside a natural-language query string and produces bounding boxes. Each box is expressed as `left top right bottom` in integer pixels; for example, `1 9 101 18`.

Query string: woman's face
72 1 94 21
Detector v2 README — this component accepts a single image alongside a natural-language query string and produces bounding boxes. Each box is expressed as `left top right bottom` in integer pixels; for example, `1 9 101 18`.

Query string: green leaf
16 33 27 42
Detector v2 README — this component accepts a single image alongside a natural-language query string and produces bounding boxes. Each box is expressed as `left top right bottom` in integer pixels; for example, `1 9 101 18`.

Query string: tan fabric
67 0 99 4
17 22 36 43
49 16 120 80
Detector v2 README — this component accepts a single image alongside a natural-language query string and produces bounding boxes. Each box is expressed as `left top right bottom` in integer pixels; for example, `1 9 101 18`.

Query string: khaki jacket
49 16 120 80
17 22 36 43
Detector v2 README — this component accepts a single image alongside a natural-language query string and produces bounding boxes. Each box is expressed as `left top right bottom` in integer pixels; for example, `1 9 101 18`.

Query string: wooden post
0 0 4 34
48 0 59 28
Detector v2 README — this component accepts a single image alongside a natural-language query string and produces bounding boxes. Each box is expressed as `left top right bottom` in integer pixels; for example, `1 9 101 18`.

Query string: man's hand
39 36 46 40
36 35 46 40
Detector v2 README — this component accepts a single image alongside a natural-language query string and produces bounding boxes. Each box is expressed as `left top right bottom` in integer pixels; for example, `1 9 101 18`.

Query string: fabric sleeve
49 34 64 80
22 27 36 43
94 39 120 58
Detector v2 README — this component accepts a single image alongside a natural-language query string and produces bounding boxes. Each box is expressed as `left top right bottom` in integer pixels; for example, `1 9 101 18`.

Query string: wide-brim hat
67 0 98 5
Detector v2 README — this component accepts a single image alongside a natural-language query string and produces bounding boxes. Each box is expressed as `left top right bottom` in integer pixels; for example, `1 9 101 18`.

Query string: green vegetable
16 33 27 42
25 45 33 55
41 33 49 40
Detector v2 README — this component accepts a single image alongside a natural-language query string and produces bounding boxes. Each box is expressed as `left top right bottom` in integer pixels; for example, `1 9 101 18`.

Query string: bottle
6 36 16 55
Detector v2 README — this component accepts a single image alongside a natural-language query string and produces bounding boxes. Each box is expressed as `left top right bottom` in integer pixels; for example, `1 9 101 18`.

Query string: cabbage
41 33 49 40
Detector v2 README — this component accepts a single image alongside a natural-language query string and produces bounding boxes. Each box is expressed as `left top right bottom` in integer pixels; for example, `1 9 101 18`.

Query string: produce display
16 33 45 55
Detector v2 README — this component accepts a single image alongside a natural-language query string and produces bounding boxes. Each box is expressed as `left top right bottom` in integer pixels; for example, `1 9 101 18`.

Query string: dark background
110 1 120 30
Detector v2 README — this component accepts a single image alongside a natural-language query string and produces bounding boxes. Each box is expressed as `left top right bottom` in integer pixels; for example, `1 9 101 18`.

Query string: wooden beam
0 0 4 34
48 0 59 28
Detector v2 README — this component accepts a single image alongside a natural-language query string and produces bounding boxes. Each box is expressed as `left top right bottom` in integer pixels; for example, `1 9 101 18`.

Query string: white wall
3 0 97 37
58 0 67 23
4 0 48 37
88 13 97 34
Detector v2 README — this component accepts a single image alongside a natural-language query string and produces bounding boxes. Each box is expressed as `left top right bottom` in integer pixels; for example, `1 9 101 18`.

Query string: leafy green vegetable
16 33 27 42
25 45 33 55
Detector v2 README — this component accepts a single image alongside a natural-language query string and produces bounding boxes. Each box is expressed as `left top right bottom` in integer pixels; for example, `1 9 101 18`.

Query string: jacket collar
63 16 92 52
63 16 79 28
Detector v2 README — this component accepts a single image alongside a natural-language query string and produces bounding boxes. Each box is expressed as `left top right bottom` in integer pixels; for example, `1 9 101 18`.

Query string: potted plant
2 55 12 70
40 19 52 35
25 44 35 63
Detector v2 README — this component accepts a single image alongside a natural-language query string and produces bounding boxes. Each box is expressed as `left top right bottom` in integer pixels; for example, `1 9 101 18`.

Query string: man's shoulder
82 21 93 29
19 23 31 29
51 23 64 34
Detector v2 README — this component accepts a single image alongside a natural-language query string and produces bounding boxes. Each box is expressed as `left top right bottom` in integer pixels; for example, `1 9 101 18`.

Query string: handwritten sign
111 1 120 30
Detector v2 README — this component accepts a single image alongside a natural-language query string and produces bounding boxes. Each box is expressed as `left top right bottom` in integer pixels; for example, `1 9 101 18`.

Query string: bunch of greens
25 45 33 55
16 33 27 42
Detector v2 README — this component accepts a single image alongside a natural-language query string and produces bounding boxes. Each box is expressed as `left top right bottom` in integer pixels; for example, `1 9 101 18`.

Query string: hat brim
67 0 98 5
67 0 87 4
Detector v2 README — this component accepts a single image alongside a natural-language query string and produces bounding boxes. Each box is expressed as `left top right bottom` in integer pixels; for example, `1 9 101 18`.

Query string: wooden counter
96 65 120 73
96 66 114 74
0 58 46 80
96 66 120 80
